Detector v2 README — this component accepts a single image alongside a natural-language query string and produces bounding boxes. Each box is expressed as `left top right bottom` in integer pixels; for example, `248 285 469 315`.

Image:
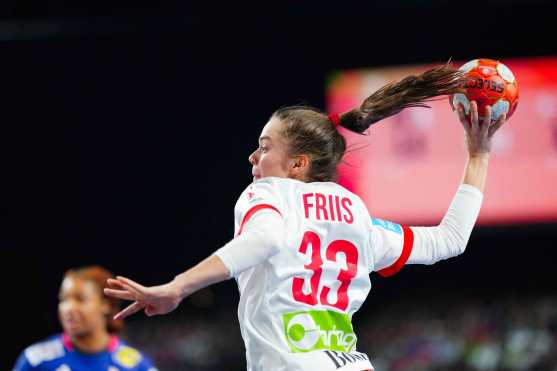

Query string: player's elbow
438 224 468 258
453 241 467 256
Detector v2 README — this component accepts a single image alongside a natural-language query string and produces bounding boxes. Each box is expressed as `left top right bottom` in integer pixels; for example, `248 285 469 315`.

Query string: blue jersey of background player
13 333 156 371
13 266 157 371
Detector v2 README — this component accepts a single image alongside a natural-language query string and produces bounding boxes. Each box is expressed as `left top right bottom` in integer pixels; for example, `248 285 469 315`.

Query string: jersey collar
62 333 119 353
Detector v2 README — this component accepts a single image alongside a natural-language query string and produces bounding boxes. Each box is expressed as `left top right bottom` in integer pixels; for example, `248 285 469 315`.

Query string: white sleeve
214 209 284 278
370 184 483 277
408 183 483 264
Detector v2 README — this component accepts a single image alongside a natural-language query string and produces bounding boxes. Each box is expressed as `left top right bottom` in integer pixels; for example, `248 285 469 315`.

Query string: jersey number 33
292 231 358 311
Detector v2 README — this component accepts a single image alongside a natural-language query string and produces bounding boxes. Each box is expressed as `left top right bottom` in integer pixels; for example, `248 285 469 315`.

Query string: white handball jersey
231 177 414 371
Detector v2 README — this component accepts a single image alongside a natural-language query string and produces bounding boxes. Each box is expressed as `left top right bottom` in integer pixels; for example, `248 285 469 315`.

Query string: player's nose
248 150 258 165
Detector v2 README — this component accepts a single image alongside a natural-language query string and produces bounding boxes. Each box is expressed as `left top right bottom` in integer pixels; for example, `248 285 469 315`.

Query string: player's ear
289 154 310 180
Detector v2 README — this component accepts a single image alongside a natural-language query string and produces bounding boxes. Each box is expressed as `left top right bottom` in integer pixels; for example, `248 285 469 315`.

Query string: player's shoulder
242 177 359 193
246 176 302 191
112 339 157 370
237 177 296 204
246 177 355 196
20 334 66 367
235 178 369 212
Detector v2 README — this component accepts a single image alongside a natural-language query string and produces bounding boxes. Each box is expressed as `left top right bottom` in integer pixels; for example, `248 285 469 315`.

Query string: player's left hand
104 276 182 320
456 101 506 156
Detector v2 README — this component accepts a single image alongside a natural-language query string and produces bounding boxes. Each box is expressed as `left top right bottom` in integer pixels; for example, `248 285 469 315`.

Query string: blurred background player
13 266 157 371
104 65 505 371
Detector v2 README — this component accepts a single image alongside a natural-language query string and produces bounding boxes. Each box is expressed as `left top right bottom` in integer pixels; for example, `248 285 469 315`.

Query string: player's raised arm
408 101 505 263
372 101 507 273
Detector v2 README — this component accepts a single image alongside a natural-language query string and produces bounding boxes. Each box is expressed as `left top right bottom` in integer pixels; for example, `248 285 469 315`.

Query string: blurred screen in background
327 56 557 225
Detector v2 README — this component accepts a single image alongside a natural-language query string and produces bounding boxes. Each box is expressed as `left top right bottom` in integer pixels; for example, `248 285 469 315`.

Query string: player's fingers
114 301 144 321
481 105 492 136
488 113 506 137
107 278 127 289
470 101 479 133
103 288 136 301
456 104 469 130
116 280 145 298
116 276 146 295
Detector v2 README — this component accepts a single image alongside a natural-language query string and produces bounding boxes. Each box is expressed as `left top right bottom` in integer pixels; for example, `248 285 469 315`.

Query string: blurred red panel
327 57 557 225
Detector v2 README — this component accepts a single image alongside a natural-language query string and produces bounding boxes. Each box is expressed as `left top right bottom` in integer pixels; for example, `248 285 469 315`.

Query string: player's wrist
170 274 191 301
467 152 490 162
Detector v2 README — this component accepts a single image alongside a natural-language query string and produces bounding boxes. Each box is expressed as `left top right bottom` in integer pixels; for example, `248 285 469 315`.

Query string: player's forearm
408 183 483 264
171 255 230 300
462 153 490 193
406 155 487 265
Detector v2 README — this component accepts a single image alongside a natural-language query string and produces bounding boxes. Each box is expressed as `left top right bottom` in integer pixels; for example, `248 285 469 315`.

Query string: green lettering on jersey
282 310 357 353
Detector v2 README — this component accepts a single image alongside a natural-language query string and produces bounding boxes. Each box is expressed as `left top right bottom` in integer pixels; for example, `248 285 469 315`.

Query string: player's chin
60 320 87 336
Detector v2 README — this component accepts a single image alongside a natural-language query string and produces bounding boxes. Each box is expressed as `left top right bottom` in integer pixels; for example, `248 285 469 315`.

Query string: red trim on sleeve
377 225 414 277
236 204 282 236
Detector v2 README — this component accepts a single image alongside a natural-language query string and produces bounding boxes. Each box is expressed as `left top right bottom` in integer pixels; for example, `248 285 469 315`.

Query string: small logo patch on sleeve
113 346 142 368
371 218 403 235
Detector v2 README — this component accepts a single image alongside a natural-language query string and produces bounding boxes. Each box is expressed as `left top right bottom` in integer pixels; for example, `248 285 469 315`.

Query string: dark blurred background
2 1 557 370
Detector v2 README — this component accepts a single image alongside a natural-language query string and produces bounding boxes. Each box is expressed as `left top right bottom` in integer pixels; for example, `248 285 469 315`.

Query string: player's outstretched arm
104 255 230 320
104 210 283 320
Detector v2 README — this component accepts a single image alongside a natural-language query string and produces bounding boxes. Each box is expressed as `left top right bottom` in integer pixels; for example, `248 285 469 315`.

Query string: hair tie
328 113 340 128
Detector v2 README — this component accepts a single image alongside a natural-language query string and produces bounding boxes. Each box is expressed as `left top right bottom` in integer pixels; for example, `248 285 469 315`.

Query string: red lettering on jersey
335 195 342 223
315 193 329 220
341 197 354 224
303 193 314 219
328 194 336 221
302 193 353 224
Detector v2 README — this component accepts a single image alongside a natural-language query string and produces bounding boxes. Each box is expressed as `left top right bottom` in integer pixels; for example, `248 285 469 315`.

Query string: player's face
58 276 109 338
249 117 294 181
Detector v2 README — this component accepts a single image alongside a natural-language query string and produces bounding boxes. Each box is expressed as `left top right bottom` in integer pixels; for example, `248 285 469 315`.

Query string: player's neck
70 329 111 354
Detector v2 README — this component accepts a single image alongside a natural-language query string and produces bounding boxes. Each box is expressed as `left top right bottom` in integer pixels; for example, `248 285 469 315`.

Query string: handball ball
450 58 519 123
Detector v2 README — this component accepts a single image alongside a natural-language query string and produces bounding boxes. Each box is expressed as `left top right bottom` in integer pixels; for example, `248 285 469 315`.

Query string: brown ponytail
64 266 124 334
273 63 466 182
338 63 467 133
